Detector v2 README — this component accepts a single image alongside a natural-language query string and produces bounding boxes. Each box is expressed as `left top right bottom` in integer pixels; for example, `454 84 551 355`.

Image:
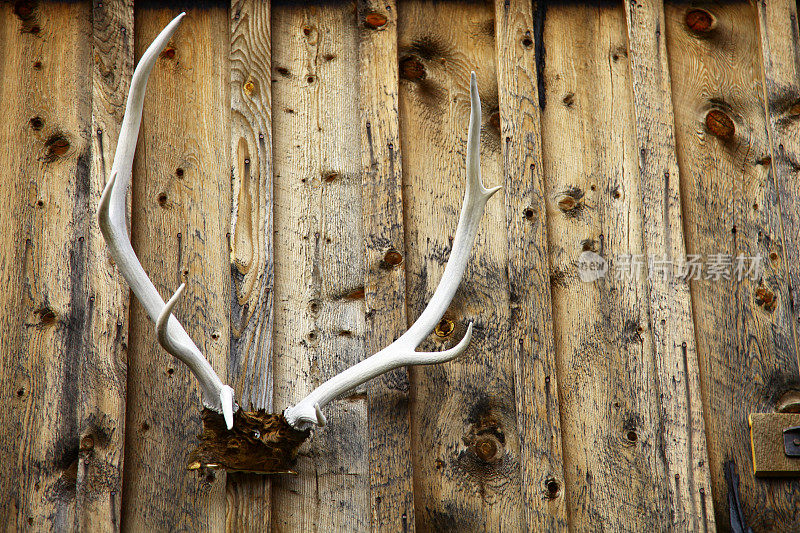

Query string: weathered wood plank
0 2 92 530
623 1 715 529
665 1 800 529
226 0 274 529
357 0 416 530
540 3 675 529
397 2 521 530
270 3 370 530
494 0 569 530
78 1 134 531
121 7 231 531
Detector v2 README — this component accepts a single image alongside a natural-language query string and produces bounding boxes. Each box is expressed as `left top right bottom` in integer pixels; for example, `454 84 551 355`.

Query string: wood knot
434 318 454 338
686 9 715 34
463 414 505 463
364 12 388 29
382 249 403 267
29 116 43 130
755 286 777 312
14 0 36 21
400 56 426 81
44 134 70 160
160 47 176 60
705 109 735 141
545 477 561 499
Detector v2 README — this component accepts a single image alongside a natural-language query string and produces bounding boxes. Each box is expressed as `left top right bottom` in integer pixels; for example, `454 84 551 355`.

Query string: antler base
187 409 310 474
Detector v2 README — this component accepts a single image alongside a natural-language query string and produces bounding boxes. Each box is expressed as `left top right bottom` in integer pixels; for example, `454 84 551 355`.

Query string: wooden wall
1 0 799 531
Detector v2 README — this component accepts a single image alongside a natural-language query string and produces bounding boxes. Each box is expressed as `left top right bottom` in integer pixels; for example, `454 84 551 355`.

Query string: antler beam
97 13 236 429
283 72 500 431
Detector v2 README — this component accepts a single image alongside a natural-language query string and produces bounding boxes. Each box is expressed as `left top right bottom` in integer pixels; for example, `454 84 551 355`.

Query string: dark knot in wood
188 408 310 474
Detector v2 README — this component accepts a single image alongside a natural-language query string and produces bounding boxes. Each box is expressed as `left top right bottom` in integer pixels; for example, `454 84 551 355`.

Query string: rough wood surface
0 2 92 530
121 7 231 531
357 0 416 530
270 2 370 530
398 2 522 530
494 0 568 530
540 3 677 529
79 0 134 531
226 0 274 529
624 0 715 529
665 1 800 529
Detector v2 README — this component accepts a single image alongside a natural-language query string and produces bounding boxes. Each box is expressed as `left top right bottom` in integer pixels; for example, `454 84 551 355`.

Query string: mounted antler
97 13 236 430
100 14 499 474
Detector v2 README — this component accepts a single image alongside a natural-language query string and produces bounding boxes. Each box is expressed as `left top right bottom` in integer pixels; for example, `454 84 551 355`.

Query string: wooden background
1 0 800 530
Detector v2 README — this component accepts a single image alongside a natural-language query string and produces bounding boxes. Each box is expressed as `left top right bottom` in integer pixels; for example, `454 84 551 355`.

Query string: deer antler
100 13 498 473
283 71 501 431
97 13 236 430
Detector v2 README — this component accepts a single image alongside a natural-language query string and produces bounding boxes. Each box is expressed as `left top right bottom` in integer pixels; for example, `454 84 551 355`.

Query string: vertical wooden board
122 6 231 531
270 2 370 531
758 0 800 364
540 3 675 529
623 0 715 529
357 0 416 530
0 2 92 530
665 1 800 529
227 0 273 529
398 2 521 530
79 1 134 531
494 0 569 530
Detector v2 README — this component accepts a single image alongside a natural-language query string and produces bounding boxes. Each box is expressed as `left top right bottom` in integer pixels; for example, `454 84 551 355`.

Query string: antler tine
97 13 236 429
284 72 501 430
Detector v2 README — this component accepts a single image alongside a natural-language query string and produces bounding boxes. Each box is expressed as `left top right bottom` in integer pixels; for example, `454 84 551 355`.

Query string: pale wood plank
397 2 522 530
494 0 569 530
0 2 92 530
226 0 274 529
78 1 134 531
357 0 416 531
540 3 675 529
665 1 800 529
121 7 231 531
270 3 370 530
623 1 715 529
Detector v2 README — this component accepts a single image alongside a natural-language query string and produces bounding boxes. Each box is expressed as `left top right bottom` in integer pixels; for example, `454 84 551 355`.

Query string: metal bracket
783 426 800 458
749 413 800 476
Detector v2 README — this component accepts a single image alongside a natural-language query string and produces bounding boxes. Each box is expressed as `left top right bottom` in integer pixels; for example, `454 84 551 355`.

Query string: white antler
97 13 236 429
284 72 501 430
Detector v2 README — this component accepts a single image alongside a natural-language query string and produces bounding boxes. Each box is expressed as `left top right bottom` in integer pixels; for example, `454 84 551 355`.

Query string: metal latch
784 426 800 458
749 413 800 476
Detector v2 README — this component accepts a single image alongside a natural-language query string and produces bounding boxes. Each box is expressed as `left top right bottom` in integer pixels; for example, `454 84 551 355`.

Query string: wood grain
494 0 569 530
270 2 370 530
624 0 715 529
357 0 416 530
79 0 134 531
122 7 231 531
540 3 676 529
398 2 522 530
665 1 800 529
226 0 274 529
0 2 92 530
